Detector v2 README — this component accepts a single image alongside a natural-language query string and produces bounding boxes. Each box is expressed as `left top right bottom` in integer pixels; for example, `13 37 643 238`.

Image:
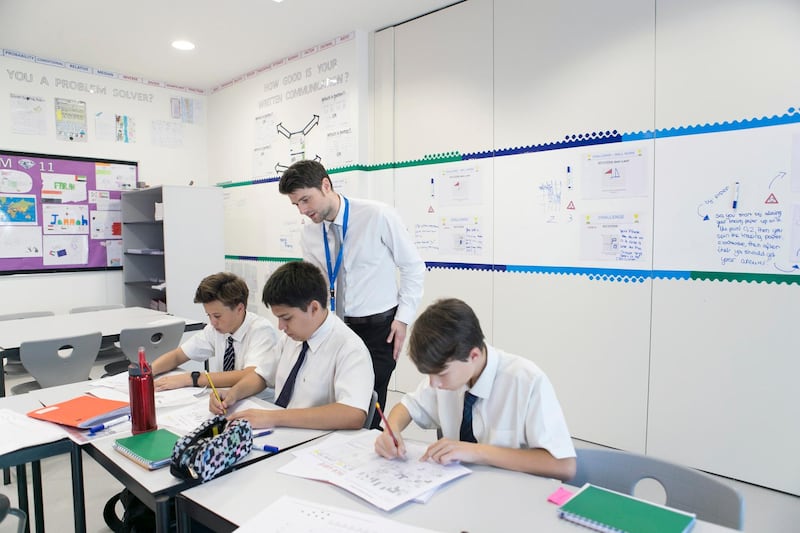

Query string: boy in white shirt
210 261 374 430
152 272 278 391
374 298 576 481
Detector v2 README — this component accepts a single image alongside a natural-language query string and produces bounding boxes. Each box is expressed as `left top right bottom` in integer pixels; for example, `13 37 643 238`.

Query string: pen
732 181 740 209
88 415 130 435
253 429 274 438
205 371 226 415
375 401 399 448
261 444 280 454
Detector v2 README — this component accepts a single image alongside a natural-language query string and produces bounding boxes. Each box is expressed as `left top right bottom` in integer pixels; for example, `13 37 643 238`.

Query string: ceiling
0 0 458 91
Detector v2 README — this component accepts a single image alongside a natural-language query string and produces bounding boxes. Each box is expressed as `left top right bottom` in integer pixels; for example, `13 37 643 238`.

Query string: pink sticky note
547 486 575 505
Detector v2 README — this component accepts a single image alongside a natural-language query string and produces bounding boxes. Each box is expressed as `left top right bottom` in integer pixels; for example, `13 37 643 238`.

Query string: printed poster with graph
0 150 136 274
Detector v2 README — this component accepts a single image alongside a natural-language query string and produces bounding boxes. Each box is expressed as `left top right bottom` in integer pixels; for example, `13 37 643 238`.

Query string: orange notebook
28 395 130 429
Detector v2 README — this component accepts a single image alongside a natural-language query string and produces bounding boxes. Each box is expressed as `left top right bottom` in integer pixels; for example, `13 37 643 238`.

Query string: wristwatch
191 371 201 388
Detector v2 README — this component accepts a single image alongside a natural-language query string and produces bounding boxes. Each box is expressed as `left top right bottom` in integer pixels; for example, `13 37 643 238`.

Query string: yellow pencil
205 371 227 415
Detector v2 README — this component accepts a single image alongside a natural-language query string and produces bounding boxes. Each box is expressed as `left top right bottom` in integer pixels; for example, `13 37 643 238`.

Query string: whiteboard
653 125 800 273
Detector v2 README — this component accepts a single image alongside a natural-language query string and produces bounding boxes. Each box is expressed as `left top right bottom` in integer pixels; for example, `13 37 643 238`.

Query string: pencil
375 401 399 447
205 371 227 415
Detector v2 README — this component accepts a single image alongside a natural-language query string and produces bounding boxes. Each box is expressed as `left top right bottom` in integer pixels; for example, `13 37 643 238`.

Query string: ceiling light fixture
171 40 195 51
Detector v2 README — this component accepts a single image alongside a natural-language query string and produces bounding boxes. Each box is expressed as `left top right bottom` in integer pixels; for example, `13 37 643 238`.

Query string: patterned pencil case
170 415 253 482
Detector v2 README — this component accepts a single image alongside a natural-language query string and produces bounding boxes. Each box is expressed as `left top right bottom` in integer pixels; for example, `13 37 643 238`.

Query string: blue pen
253 429 274 438
261 444 280 454
88 415 130 435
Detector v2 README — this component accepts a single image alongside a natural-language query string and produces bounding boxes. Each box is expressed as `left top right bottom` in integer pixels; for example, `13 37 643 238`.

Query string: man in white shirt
152 272 278 391
210 261 374 430
374 298 577 481
278 160 425 428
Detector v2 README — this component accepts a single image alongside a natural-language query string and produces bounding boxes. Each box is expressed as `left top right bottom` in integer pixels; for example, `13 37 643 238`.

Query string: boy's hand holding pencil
374 401 407 459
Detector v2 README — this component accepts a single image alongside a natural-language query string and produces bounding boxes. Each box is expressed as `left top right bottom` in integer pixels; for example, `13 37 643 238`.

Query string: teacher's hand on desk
154 373 191 391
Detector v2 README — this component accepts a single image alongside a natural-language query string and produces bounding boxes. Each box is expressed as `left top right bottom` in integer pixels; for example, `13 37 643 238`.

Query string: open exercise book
278 430 472 511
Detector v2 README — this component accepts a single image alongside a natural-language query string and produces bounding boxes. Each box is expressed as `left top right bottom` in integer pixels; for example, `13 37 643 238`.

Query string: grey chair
0 493 27 533
104 320 185 375
363 390 378 429
70 304 126 360
569 448 744 530
1 311 56 375
11 331 102 394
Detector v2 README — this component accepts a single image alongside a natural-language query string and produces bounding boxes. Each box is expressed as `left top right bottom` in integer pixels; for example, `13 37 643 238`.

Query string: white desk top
180 434 738 533
0 307 201 351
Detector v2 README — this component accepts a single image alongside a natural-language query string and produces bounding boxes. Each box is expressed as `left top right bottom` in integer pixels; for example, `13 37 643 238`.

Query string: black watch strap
191 371 201 387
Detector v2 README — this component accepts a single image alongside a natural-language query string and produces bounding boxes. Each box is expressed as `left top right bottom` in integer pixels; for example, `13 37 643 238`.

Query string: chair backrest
69 304 124 314
570 448 744 530
118 320 185 363
363 390 378 429
0 311 55 321
0 493 28 533
18 332 102 388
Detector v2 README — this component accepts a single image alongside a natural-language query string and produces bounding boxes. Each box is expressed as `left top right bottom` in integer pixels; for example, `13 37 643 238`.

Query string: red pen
375 401 399 448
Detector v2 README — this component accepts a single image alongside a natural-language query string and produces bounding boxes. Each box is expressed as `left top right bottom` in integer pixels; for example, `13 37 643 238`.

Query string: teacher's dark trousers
345 307 397 430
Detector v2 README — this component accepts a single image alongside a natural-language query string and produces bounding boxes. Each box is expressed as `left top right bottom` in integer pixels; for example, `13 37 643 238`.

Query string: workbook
558 483 696 533
113 428 180 470
279 430 472 511
27 395 130 429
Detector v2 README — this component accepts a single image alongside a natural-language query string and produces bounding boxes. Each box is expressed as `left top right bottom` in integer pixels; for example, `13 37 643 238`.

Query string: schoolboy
152 272 278 391
374 298 576 481
210 261 374 430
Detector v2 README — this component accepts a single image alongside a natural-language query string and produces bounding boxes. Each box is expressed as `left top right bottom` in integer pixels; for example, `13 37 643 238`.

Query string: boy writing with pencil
374 298 576 481
210 261 374 430
151 272 278 391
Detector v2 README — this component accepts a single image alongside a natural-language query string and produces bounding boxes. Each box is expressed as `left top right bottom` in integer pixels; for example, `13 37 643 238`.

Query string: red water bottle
129 346 157 434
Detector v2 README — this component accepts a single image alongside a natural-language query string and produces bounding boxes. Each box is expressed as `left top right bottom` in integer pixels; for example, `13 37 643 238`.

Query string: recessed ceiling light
172 40 195 51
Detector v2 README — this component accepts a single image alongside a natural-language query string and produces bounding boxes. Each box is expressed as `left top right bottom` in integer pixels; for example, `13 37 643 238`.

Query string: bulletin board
0 150 137 274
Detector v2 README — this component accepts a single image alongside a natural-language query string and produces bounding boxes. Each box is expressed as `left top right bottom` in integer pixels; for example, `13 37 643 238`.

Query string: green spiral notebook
113 428 180 470
558 483 696 533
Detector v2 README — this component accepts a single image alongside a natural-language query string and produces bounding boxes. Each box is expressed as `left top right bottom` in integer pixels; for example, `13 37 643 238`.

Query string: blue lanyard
322 196 349 312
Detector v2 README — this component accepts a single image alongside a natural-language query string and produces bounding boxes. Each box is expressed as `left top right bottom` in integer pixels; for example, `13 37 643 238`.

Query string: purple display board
0 150 138 275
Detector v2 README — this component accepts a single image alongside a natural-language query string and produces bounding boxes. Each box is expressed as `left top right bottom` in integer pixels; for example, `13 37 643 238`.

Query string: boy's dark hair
262 261 328 311
278 160 332 194
408 298 486 374
194 272 248 309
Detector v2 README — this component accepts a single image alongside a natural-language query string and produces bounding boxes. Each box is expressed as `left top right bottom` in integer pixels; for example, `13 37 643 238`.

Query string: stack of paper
279 430 471 511
234 495 443 533
0 409 69 455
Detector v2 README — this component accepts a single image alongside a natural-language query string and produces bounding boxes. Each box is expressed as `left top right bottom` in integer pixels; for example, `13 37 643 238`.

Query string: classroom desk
0 392 85 533
36 376 333 533
175 435 739 533
0 306 204 397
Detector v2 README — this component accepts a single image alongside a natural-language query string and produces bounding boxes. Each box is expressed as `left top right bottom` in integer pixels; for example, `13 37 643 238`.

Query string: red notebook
28 395 130 429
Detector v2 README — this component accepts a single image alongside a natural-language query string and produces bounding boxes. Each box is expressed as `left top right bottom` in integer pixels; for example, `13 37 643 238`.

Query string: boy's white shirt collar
465 344 498 400
305 309 335 353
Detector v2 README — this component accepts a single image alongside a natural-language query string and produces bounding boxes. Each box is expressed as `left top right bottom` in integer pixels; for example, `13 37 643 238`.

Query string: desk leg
31 461 44 533
70 445 86 533
175 497 191 533
2 364 9 486
155 496 172 533
16 464 30 533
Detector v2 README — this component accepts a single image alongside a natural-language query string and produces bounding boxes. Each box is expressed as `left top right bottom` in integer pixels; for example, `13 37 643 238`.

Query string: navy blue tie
459 391 478 443
275 341 309 408
223 336 235 372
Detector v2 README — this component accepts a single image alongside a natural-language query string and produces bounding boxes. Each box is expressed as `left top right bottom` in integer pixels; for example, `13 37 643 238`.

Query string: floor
2 361 798 533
